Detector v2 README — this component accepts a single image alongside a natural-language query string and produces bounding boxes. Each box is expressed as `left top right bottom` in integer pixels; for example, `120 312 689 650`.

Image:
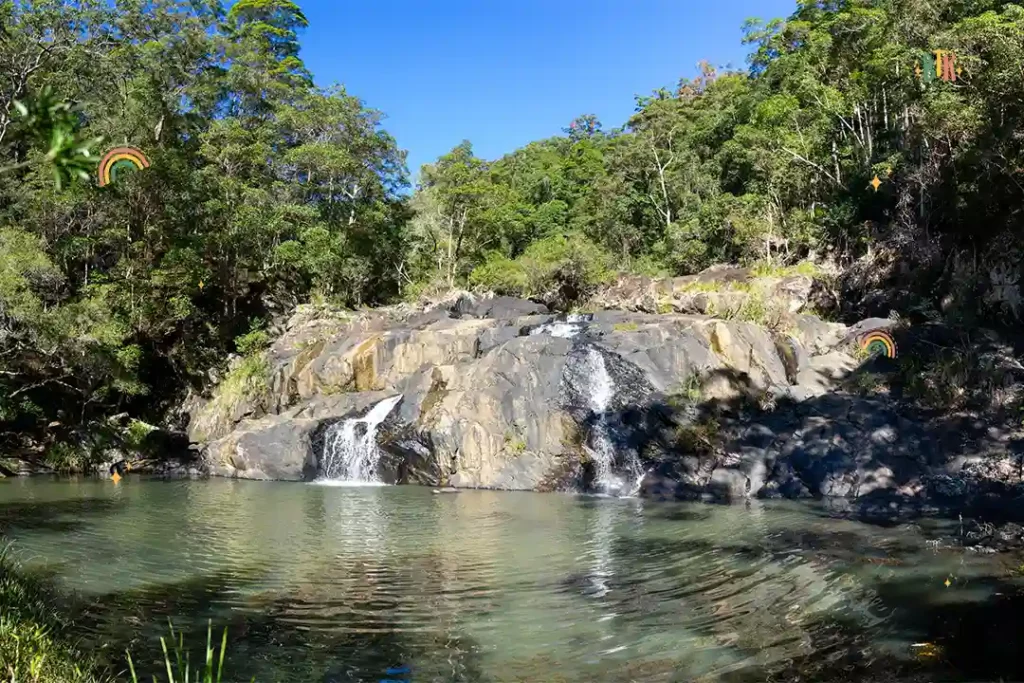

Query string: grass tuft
0 550 249 683
127 621 239 683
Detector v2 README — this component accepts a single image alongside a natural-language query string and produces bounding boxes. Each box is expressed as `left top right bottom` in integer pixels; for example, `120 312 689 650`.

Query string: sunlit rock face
192 290 982 504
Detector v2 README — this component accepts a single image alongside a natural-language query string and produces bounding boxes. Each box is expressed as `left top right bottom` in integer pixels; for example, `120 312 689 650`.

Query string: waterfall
584 348 618 493
569 347 643 497
318 395 402 484
529 313 591 338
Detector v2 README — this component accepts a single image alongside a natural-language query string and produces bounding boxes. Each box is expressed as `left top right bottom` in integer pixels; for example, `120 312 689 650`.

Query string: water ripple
0 479 1016 682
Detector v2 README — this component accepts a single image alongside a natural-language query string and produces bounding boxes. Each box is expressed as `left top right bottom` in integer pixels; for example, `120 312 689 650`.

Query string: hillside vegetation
3 0 1024 466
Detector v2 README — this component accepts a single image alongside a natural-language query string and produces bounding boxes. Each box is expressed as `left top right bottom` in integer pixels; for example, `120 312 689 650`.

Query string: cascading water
529 313 591 339
568 347 644 497
583 348 618 493
318 395 402 484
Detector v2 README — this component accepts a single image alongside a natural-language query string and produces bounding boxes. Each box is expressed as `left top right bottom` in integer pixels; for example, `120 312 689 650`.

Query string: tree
0 0 411 467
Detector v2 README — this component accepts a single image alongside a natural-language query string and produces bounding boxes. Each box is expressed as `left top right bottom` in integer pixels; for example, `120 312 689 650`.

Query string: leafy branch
1 86 101 189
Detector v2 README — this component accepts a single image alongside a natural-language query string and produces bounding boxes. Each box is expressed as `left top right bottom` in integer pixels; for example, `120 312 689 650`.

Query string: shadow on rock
604 359 1024 532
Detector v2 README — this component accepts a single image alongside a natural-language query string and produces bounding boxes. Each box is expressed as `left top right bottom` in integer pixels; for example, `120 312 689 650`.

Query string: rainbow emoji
97 146 150 187
860 329 897 358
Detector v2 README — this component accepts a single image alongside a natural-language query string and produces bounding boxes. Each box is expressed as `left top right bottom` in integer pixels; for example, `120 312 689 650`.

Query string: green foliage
613 322 639 332
235 322 271 357
468 252 529 295
207 353 270 421
124 420 157 451
0 0 409 460
668 374 705 408
468 232 612 303
5 86 101 189
518 232 613 298
750 260 819 278
0 550 108 683
705 285 789 330
847 370 889 396
42 443 90 473
896 344 980 411
503 432 526 455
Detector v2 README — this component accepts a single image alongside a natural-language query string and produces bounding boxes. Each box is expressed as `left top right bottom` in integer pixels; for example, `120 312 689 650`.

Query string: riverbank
0 549 235 683
0 551 110 683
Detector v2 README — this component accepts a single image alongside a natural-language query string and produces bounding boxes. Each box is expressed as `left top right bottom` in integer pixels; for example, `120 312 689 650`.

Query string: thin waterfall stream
561 343 644 496
318 395 402 483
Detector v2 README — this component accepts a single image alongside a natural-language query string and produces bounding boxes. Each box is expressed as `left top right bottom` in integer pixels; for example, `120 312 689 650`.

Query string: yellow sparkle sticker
944 577 951 588
111 471 121 484
870 175 882 191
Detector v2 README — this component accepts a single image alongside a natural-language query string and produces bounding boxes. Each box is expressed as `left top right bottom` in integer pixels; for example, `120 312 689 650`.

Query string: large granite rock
188 290 912 494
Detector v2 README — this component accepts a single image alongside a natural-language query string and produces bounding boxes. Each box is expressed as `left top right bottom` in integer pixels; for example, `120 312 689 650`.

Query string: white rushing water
575 347 644 497
529 313 591 338
318 395 403 483
583 347 618 493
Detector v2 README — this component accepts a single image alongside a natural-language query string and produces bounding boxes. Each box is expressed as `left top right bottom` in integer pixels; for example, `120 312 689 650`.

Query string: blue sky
298 0 796 185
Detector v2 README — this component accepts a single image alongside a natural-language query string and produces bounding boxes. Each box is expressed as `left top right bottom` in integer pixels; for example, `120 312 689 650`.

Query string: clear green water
0 477 1022 682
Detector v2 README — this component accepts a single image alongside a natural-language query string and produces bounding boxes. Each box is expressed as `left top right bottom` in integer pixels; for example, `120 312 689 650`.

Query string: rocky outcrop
188 287 903 497
588 264 814 317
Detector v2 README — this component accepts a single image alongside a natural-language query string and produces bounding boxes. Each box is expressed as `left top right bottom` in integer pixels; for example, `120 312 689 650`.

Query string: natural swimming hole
1 477 1022 682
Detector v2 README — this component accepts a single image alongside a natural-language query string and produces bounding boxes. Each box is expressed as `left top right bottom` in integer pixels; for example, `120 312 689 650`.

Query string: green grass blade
126 650 138 683
216 627 227 683
205 620 213 673
160 636 174 683
177 629 185 678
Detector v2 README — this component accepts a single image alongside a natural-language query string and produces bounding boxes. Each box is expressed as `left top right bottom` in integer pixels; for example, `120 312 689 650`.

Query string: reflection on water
0 477 1023 682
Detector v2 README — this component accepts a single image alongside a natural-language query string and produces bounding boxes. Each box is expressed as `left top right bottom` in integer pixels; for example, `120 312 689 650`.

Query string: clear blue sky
298 0 796 185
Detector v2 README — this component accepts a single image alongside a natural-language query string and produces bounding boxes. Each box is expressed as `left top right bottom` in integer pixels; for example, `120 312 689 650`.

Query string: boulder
189 291 894 499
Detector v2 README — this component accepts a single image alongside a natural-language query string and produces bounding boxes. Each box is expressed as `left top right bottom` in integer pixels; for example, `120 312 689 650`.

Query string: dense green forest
2 0 1024 467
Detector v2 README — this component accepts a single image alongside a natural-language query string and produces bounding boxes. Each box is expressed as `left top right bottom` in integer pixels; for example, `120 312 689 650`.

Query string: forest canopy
3 0 1024 466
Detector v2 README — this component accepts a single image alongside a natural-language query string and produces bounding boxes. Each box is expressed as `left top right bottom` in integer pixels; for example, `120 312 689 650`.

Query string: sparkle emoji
870 175 883 192
944 576 952 588
111 471 121 484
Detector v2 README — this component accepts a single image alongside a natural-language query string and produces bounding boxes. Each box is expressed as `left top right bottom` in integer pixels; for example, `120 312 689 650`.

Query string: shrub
503 432 526 454
519 232 613 301
669 374 705 406
468 233 613 305
43 442 90 473
673 417 720 454
469 252 529 295
234 320 271 356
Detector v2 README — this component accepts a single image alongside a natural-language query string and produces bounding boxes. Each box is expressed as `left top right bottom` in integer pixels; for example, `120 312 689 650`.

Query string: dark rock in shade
474 295 549 319
449 293 548 319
